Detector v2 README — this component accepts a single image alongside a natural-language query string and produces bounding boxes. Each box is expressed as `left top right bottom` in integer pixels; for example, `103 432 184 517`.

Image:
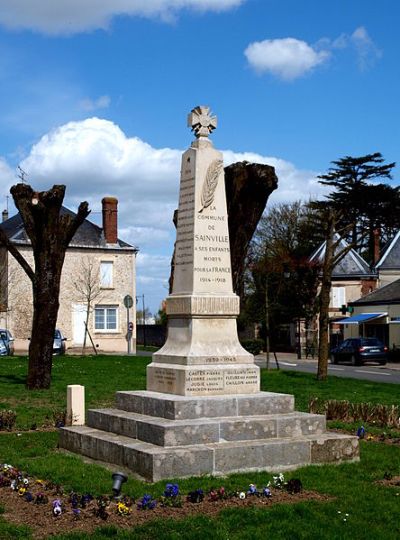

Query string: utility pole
136 294 147 348
142 294 147 348
265 275 270 370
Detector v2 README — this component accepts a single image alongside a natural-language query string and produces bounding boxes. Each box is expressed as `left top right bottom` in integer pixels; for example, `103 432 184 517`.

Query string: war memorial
60 107 359 481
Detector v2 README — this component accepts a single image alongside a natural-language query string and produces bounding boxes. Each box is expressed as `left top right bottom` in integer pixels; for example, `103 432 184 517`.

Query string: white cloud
244 37 330 81
0 158 17 204
15 117 323 311
316 26 381 71
79 95 111 112
350 26 382 70
0 0 245 35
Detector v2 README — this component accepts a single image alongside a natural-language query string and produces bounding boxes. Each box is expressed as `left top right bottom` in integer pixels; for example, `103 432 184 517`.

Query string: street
255 352 400 384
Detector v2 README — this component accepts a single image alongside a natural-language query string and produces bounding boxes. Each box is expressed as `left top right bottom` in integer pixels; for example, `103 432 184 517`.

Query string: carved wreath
198 159 223 213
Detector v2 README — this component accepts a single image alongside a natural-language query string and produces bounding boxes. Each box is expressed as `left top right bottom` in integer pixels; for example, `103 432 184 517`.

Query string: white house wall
3 245 136 354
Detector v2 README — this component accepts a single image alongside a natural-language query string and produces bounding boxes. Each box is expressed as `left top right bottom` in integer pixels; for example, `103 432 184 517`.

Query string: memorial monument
147 105 259 396
60 107 359 481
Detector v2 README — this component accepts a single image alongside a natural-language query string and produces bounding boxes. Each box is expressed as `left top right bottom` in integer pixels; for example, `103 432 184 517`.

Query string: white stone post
66 384 85 425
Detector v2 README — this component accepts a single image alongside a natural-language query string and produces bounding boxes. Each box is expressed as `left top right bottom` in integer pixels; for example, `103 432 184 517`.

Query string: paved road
136 349 400 384
255 353 400 384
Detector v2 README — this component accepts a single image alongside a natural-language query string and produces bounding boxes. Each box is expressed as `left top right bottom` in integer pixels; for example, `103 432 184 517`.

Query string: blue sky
0 0 399 313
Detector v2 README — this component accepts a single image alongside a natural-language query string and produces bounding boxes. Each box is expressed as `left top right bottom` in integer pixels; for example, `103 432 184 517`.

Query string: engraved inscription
185 370 224 393
153 368 176 388
225 369 258 386
166 296 239 315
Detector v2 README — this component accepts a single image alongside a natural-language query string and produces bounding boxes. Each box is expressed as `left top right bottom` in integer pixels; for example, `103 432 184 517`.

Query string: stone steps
115 390 295 419
60 425 359 482
59 391 359 481
87 408 326 447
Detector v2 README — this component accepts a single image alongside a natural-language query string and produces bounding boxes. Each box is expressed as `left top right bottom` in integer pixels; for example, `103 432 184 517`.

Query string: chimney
102 197 118 244
2 209 8 222
373 228 380 265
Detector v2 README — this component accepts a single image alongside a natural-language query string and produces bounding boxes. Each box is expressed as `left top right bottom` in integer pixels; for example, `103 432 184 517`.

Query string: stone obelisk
147 106 259 396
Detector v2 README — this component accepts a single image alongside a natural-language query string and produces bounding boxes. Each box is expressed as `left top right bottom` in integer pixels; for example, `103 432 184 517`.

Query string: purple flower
187 489 204 504
262 487 271 498
248 484 258 495
73 508 81 520
357 426 366 439
80 493 93 508
70 493 79 509
53 499 62 516
24 492 34 502
164 483 179 498
137 494 156 510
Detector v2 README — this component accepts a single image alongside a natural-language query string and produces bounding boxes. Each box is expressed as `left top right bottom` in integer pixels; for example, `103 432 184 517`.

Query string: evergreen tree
318 153 397 261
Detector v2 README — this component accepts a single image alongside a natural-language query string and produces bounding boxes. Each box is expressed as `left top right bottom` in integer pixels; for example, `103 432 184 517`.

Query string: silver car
0 329 14 356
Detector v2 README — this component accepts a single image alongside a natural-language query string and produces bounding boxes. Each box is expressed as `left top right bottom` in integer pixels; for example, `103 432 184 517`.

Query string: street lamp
283 265 301 360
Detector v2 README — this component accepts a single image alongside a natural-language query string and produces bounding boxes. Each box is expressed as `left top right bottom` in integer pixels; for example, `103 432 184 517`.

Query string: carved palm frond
199 159 223 213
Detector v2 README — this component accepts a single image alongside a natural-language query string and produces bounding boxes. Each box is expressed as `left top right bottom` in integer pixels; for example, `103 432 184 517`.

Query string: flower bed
0 464 330 539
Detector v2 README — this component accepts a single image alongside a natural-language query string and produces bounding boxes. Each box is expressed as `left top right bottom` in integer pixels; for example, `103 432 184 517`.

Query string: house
0 197 138 353
337 279 400 347
375 230 400 287
337 232 400 348
309 234 378 348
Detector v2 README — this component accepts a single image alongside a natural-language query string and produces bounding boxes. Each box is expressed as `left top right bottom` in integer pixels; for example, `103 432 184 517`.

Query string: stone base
147 363 259 396
59 391 359 482
148 313 257 396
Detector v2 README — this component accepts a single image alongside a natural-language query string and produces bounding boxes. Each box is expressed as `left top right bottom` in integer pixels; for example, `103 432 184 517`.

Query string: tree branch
62 201 90 248
0 227 35 282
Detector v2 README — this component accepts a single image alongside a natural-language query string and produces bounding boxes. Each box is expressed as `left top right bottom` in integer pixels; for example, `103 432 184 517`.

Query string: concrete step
115 390 295 420
60 425 359 482
87 408 326 447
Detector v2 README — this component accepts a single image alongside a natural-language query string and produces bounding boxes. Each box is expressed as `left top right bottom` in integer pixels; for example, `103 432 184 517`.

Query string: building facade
0 197 138 353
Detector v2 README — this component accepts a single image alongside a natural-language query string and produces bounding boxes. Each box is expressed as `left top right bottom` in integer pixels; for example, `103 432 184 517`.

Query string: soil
332 429 400 446
376 475 400 487
0 481 330 539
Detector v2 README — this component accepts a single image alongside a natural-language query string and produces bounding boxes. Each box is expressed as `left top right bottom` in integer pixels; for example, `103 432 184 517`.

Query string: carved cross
187 106 217 138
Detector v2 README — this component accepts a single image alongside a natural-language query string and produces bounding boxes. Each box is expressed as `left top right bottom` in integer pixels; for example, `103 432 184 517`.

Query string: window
100 261 113 288
95 305 118 331
331 287 346 308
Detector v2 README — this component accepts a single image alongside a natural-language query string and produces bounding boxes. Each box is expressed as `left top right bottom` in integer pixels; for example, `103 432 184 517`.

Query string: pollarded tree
0 184 89 389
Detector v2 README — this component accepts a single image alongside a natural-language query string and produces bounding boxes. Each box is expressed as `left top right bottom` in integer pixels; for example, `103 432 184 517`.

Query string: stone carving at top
187 105 217 139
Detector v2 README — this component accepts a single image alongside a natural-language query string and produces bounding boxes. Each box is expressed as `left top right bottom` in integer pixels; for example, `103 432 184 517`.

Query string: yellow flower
117 502 131 516
18 487 26 496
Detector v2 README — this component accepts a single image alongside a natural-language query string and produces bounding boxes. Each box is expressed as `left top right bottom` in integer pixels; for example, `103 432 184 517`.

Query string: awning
335 312 387 325
389 317 400 324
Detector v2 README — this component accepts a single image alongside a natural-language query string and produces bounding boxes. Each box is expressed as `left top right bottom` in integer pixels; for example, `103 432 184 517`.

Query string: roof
335 312 387 324
0 207 137 251
309 233 374 278
351 278 400 305
375 230 400 270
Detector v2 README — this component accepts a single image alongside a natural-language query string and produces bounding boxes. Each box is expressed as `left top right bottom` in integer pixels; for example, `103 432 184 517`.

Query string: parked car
53 329 67 356
0 339 7 356
330 338 388 366
0 329 14 355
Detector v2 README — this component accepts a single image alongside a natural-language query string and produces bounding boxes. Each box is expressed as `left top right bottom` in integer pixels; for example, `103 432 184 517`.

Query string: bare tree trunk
1 183 90 390
317 212 335 381
28 264 63 388
82 300 90 353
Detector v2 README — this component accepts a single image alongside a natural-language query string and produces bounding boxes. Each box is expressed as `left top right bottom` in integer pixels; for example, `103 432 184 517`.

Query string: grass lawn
0 355 399 538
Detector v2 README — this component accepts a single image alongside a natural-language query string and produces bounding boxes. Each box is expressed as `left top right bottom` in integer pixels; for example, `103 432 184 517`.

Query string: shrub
241 339 264 355
0 410 16 431
309 397 400 428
